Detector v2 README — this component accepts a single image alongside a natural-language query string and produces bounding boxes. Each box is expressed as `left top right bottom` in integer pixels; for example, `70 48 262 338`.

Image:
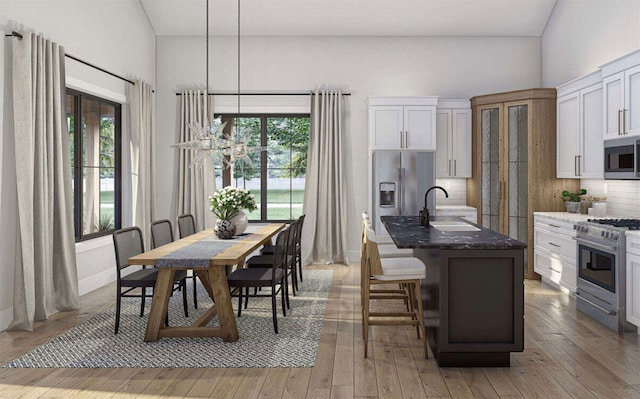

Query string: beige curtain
9 31 79 331
176 90 215 230
302 89 349 265
130 79 156 247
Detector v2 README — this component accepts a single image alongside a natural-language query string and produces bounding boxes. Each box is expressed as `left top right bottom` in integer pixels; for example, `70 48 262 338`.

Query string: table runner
155 233 253 268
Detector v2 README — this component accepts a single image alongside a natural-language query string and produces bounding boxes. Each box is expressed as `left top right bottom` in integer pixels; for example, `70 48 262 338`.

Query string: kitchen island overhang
381 215 526 367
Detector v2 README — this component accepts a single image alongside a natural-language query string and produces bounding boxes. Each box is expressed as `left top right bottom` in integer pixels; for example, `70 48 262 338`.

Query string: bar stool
362 226 428 358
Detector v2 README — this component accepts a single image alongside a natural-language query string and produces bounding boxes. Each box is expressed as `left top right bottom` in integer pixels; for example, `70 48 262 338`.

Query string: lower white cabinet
533 215 577 293
626 234 640 327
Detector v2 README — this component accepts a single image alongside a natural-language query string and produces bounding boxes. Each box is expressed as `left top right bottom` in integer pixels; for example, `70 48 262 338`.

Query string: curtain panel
130 79 156 247
302 89 350 265
176 90 216 230
9 32 79 331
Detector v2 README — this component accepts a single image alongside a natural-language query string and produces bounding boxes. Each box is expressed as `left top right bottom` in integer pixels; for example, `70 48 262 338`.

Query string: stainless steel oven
574 219 637 333
604 137 640 179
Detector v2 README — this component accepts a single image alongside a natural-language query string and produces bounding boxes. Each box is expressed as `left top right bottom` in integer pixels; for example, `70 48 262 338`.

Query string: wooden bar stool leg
414 279 428 358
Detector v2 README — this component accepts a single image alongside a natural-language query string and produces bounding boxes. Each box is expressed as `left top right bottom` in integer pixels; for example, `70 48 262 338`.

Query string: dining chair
227 227 290 334
362 225 428 358
112 226 189 334
246 222 297 297
177 214 199 309
259 214 305 288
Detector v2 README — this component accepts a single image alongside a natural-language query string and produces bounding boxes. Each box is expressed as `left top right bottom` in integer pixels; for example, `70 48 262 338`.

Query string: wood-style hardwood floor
1 263 639 398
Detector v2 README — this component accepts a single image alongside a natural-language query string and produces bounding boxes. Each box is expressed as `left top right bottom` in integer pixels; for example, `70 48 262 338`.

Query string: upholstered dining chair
362 226 428 358
112 226 189 334
177 214 199 308
227 227 290 333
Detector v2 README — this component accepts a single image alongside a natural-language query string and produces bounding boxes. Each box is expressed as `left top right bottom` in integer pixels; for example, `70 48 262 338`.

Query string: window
216 114 309 222
66 90 121 241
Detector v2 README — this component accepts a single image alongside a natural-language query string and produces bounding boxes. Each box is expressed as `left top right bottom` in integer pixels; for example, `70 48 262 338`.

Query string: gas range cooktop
587 218 640 230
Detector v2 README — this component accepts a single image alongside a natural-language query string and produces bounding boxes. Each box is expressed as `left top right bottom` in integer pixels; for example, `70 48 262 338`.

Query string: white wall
541 0 640 87
156 35 542 260
542 0 640 217
0 0 156 330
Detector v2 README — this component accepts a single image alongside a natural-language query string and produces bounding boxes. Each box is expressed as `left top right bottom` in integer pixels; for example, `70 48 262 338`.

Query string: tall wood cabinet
466 88 579 279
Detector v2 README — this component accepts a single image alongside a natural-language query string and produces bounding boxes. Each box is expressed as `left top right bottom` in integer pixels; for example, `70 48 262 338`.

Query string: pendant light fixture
173 0 256 169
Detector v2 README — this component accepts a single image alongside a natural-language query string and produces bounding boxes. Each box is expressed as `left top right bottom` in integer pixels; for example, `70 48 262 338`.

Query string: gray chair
112 226 188 334
177 214 199 308
227 227 290 333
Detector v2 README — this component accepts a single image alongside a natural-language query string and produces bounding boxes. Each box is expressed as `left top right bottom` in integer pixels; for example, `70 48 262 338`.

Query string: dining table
128 223 285 342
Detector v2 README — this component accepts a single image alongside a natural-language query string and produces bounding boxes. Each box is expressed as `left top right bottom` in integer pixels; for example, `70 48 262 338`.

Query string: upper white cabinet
369 97 438 151
601 50 640 139
556 72 603 179
436 99 471 178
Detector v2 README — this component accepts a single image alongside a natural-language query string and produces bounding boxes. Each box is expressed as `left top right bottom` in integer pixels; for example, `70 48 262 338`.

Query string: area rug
3 270 333 368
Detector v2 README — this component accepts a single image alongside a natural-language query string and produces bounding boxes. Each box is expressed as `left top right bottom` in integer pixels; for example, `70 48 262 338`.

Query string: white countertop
436 205 477 213
533 211 593 224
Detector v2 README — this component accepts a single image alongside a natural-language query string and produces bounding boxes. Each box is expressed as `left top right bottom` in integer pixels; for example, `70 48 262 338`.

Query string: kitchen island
381 215 526 367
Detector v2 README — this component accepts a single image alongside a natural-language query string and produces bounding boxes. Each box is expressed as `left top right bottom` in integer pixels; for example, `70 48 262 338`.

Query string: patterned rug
3 270 333 368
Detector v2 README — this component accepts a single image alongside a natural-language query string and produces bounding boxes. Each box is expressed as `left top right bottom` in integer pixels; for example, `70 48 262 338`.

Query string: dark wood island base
417 248 524 367
381 216 526 367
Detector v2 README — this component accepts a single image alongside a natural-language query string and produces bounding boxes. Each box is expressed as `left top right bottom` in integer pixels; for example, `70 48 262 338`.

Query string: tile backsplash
434 178 467 206
581 179 640 218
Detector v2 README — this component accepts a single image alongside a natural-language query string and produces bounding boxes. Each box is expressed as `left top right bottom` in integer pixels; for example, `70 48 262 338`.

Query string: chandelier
173 0 257 168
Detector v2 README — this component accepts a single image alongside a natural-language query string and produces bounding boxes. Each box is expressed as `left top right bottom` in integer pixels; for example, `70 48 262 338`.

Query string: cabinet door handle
400 131 403 148
574 155 578 176
454 160 457 176
405 131 408 148
548 223 561 228
577 155 582 176
448 160 451 176
549 266 562 273
548 242 561 248
619 110 623 135
624 109 628 134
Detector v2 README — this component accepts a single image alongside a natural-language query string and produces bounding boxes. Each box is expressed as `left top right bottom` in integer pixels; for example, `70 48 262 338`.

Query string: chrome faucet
420 186 449 227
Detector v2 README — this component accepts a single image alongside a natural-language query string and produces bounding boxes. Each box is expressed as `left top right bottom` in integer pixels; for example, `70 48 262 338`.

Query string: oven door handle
575 292 616 315
573 237 617 253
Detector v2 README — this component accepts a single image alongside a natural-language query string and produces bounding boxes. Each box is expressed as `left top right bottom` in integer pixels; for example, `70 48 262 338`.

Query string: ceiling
140 0 558 37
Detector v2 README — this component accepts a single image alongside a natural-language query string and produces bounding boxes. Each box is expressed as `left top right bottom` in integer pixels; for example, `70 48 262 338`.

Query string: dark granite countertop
381 216 527 250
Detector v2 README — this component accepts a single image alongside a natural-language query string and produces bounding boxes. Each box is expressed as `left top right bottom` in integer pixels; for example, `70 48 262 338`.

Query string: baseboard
0 305 12 331
78 269 115 296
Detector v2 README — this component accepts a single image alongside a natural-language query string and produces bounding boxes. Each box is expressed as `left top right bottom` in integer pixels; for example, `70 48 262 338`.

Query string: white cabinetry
601 50 640 139
369 97 438 151
556 72 603 178
533 215 577 293
436 99 471 178
626 233 640 327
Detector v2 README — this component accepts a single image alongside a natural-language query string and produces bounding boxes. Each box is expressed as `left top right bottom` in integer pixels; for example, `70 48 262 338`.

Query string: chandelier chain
237 0 240 116
206 0 210 121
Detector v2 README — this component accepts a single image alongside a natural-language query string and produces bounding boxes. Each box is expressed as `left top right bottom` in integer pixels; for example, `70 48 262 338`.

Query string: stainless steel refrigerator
372 151 436 234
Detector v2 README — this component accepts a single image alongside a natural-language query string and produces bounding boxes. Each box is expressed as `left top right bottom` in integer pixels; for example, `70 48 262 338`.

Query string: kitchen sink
430 221 480 232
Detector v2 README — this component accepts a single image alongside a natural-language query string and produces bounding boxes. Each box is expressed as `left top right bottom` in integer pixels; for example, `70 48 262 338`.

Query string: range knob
612 233 619 241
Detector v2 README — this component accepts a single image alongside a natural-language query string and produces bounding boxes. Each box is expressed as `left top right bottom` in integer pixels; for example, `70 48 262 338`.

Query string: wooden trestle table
128 223 285 342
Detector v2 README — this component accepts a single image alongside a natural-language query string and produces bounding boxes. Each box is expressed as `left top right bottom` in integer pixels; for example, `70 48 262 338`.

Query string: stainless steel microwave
604 137 640 179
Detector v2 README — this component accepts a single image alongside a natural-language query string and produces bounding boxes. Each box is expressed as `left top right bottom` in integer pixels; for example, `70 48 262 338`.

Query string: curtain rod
6 30 137 87
175 92 351 96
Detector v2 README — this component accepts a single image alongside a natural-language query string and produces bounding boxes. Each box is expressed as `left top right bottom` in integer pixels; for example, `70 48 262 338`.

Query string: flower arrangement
208 186 257 221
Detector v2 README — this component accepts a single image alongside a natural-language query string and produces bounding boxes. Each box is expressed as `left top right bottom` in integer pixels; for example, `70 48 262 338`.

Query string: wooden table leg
208 266 239 342
144 269 175 342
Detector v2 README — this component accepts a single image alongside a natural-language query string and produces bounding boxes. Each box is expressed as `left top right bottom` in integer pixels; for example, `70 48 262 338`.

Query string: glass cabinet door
480 107 500 232
507 104 528 244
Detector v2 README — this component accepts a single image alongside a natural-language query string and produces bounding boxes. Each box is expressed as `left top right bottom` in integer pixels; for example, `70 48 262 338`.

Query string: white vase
230 210 249 235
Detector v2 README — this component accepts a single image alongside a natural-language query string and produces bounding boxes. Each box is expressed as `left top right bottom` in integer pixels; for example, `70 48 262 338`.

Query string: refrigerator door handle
398 167 404 215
